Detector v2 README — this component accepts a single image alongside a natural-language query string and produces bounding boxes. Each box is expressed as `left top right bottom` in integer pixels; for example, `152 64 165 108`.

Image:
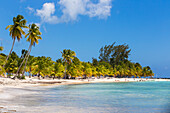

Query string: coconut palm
5 51 19 77
23 24 42 74
135 63 142 78
82 62 93 78
0 46 5 76
53 62 65 79
0 46 3 51
61 49 76 79
25 56 35 78
142 66 154 78
69 57 83 78
31 56 53 79
112 67 118 77
16 23 42 78
31 57 45 79
4 15 28 68
0 46 4 64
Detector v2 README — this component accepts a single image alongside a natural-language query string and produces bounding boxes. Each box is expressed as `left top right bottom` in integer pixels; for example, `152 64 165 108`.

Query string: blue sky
0 0 170 77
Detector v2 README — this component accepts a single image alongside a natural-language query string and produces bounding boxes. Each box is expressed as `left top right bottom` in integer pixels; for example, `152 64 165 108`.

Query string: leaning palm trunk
14 44 31 79
3 38 15 68
22 45 32 77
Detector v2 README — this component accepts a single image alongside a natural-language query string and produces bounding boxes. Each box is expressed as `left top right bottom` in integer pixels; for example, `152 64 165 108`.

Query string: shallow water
2 81 170 113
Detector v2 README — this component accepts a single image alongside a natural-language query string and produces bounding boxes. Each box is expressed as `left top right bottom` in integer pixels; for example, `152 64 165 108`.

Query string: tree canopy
0 15 154 79
99 42 131 66
0 48 154 79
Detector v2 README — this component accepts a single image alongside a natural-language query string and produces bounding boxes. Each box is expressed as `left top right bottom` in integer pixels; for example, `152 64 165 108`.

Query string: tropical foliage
61 49 76 79
0 15 154 79
16 23 42 78
0 47 154 79
4 15 28 68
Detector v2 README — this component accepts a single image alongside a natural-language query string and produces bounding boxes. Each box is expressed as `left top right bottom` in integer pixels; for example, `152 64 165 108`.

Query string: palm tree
0 46 5 76
82 62 92 79
4 15 28 68
69 57 83 78
5 51 19 77
16 23 42 78
0 46 4 61
0 46 3 51
25 56 35 78
31 56 52 79
142 66 154 78
61 49 76 79
53 62 65 79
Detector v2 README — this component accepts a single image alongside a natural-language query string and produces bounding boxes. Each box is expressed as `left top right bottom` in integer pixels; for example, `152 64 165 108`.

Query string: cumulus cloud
58 0 87 22
36 3 58 24
32 0 112 24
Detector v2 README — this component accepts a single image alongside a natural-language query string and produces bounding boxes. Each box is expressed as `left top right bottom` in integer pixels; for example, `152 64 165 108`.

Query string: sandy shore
0 77 169 112
1 77 169 87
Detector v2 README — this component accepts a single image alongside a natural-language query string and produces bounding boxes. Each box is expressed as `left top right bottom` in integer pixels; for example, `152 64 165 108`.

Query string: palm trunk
38 72 40 80
22 45 32 77
64 64 67 79
14 44 31 79
29 68 31 78
3 38 15 68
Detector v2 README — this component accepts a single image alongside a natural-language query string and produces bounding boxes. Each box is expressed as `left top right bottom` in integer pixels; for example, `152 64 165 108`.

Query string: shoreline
0 77 170 112
1 77 170 87
0 77 169 100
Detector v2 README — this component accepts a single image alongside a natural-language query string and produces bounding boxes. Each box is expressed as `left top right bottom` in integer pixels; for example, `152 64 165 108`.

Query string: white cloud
36 3 58 24
35 23 41 27
27 6 34 14
43 26 47 33
86 0 112 19
34 0 112 24
58 0 87 22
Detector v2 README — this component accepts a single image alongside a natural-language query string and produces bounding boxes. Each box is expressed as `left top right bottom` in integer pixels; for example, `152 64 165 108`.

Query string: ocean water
4 81 170 113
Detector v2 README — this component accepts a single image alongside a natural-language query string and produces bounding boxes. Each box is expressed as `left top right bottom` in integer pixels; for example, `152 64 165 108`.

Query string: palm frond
6 25 12 30
16 26 25 35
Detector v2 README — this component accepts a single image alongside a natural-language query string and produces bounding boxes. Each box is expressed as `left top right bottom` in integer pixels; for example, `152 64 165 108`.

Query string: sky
0 0 170 78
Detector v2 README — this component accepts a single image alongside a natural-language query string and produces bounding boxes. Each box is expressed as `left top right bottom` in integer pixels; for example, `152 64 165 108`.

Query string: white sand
0 77 169 112
0 77 169 101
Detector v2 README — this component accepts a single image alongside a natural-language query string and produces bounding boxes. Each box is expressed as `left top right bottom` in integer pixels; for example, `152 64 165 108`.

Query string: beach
0 77 170 112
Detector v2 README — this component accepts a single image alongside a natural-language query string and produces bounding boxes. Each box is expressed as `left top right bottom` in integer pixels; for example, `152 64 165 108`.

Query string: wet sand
0 77 169 112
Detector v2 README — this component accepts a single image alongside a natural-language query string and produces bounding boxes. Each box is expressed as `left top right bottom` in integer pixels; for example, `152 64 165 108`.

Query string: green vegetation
61 49 76 79
0 46 154 79
4 15 28 68
0 15 154 79
16 23 42 78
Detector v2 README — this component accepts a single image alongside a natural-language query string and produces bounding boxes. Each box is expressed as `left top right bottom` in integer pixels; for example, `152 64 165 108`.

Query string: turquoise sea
7 81 170 113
